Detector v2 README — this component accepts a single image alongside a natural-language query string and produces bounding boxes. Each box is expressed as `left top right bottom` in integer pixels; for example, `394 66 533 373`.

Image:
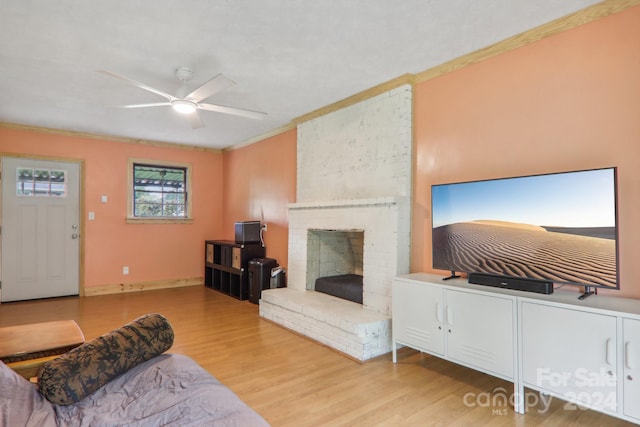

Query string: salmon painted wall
412 6 640 298
0 127 223 290
222 129 296 269
3 6 638 300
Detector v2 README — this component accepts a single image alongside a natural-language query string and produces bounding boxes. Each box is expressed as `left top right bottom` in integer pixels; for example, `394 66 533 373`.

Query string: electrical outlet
262 223 267 231
122 266 129 275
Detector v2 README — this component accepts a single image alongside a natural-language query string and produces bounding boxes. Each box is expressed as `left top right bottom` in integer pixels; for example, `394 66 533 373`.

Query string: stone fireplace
260 197 409 360
259 84 412 361
287 197 409 314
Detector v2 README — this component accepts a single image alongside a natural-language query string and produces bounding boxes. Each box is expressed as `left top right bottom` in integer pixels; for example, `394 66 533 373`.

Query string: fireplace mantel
288 197 402 211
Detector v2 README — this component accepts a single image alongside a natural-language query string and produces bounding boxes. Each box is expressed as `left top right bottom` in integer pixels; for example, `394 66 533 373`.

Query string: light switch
101 195 108 203
88 211 95 220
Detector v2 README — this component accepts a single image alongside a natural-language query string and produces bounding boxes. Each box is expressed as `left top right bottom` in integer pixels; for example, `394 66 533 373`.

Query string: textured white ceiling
0 0 601 149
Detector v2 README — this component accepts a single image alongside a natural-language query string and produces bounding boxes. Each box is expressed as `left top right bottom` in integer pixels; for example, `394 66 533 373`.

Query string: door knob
71 233 79 239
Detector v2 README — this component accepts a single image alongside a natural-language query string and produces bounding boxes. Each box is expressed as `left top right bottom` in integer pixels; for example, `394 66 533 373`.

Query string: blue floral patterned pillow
38 313 174 405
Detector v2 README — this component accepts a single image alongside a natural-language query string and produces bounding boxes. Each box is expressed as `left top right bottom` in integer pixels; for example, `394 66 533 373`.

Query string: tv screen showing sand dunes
432 167 618 289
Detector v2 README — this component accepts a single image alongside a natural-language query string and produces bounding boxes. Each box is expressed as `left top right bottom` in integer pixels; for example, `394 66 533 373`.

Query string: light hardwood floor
0 286 635 426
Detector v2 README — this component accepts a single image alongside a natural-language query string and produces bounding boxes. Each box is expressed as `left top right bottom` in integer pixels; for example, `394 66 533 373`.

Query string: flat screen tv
431 167 619 295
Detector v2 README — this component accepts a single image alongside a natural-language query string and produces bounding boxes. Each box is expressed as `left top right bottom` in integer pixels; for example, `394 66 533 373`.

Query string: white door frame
0 153 85 301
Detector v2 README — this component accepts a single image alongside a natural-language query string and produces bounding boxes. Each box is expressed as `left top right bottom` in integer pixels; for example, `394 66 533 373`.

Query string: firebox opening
306 229 364 303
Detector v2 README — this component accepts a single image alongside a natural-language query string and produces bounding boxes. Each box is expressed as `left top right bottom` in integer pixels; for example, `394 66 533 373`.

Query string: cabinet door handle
606 338 613 366
446 306 453 326
436 303 444 323
625 341 632 370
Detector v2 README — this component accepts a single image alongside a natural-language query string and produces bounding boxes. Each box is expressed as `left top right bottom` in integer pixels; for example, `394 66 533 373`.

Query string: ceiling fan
98 67 266 129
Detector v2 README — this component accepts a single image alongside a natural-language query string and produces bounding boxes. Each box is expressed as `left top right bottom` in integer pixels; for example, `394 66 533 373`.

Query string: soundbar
468 273 554 294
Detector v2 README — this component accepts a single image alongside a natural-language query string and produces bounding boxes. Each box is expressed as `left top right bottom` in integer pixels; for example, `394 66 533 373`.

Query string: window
127 159 193 222
16 167 67 197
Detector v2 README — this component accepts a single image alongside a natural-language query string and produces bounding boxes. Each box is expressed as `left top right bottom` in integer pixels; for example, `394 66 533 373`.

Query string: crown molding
415 0 640 84
4 1 637 152
224 122 296 152
289 1 640 129
0 122 221 153
292 74 415 126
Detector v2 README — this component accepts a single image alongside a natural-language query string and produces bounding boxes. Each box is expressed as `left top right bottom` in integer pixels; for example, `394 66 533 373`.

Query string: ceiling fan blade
198 102 267 120
186 74 236 103
186 111 205 129
98 70 176 101
122 102 171 109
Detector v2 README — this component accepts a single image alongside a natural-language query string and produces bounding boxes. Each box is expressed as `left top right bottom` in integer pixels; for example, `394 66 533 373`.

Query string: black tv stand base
578 286 597 300
442 271 461 281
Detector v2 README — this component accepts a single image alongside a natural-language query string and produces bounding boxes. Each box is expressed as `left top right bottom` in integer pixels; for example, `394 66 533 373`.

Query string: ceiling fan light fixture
100 69 266 129
172 100 197 114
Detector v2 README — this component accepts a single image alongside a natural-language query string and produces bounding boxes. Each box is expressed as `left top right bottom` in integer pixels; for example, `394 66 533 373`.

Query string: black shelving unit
204 240 265 300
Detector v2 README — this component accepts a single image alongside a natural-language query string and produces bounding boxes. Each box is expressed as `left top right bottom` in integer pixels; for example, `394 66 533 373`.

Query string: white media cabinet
392 273 640 424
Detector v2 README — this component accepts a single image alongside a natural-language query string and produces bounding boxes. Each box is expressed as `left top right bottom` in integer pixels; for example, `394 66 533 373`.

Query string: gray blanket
1 354 269 427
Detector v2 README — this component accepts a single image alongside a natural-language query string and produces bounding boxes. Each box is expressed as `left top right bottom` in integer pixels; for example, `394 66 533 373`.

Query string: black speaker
248 258 278 304
468 273 554 294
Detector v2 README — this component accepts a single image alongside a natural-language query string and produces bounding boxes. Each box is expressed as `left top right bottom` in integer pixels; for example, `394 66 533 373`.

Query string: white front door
1 157 81 302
